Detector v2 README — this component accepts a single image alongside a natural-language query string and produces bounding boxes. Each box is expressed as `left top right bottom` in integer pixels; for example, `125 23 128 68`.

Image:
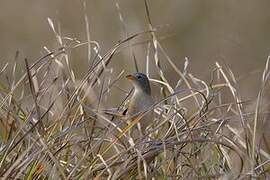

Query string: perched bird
102 72 154 139
126 72 154 135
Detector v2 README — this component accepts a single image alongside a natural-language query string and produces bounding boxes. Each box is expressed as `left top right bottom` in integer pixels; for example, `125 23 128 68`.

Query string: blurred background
1 0 270 100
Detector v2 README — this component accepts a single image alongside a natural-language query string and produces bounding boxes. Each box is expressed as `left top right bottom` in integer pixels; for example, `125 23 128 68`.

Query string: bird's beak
126 74 136 81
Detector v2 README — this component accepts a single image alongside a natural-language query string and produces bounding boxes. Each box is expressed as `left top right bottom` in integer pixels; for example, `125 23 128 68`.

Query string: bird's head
126 72 151 95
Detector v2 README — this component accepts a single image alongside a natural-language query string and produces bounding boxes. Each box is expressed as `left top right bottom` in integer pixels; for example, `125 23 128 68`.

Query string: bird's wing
102 108 128 118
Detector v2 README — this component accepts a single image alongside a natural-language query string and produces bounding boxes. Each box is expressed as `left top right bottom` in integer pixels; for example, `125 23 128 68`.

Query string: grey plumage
126 72 154 134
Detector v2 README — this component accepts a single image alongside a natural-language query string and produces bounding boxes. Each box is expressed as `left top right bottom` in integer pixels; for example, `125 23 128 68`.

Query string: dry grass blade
24 59 45 134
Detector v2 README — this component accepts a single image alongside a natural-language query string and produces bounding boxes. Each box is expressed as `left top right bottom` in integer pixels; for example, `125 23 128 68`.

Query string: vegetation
0 1 269 179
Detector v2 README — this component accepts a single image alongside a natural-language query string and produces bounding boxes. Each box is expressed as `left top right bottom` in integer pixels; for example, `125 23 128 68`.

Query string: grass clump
0 1 270 179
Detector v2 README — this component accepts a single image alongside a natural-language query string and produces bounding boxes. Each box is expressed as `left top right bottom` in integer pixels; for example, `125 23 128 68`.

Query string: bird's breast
128 93 154 116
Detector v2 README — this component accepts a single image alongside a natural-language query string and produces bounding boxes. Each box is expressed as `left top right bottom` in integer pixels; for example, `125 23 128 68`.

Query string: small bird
126 72 154 135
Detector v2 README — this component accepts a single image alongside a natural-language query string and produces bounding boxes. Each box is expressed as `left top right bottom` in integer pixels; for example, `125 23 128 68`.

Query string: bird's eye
137 75 142 79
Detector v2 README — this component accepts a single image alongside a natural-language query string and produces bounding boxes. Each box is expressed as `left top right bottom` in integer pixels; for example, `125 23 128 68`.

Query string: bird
99 73 155 179
126 72 154 136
